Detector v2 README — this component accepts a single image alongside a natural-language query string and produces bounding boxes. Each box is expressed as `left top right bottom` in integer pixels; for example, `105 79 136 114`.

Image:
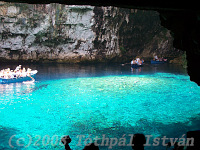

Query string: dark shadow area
62 113 200 150
0 126 20 150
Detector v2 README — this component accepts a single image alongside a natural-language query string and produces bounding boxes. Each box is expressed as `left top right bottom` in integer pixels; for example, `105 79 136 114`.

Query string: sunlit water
0 64 200 150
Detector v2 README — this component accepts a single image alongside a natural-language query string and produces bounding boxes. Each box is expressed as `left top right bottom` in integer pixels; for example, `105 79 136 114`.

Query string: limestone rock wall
0 2 182 63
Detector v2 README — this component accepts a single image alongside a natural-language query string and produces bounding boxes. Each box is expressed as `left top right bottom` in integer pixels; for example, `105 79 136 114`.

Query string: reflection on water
0 63 196 150
0 82 35 95
0 63 187 82
0 82 35 109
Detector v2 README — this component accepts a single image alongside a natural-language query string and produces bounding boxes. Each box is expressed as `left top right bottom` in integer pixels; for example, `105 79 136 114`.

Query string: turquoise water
0 64 200 150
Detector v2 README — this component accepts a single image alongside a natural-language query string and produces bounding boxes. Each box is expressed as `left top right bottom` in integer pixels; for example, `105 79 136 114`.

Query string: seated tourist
14 65 22 72
131 59 137 68
154 55 158 60
131 59 136 65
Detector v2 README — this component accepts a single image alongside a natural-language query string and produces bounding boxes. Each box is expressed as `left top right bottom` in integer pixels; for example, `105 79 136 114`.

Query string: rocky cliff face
0 2 182 63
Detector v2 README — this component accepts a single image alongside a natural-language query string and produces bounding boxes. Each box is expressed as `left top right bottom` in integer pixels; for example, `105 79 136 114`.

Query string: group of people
0 65 32 79
131 58 144 68
61 133 189 150
61 134 146 150
122 55 168 67
153 55 167 61
131 58 144 66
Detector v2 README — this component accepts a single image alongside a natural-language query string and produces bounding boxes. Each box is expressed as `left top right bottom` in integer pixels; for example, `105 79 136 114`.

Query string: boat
131 64 143 68
151 60 167 64
0 67 38 84
131 58 144 68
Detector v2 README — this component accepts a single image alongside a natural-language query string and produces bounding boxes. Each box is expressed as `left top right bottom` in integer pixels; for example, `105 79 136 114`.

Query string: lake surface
0 63 200 150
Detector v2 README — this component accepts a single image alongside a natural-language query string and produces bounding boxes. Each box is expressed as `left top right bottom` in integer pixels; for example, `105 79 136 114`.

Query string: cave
0 1 200 150
1 0 199 85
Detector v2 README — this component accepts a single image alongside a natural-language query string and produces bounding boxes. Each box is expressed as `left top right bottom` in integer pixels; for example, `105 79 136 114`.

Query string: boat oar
121 63 130 66
23 76 35 84
27 76 35 82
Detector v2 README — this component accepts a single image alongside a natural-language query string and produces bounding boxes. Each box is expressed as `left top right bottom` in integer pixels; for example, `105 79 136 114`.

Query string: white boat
0 66 38 84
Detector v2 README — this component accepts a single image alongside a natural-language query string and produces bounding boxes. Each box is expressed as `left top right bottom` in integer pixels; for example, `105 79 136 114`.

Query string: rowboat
131 58 144 68
131 64 143 68
151 60 167 64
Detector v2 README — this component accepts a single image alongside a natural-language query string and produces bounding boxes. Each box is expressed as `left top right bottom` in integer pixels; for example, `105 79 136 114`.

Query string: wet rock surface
0 2 181 64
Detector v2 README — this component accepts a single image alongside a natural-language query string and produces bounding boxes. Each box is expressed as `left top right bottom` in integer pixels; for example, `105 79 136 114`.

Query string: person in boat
139 59 143 65
2 70 6 78
14 65 21 72
0 70 4 78
18 69 23 77
136 58 144 66
13 70 17 78
6 69 11 79
10 70 14 79
153 55 167 62
153 55 158 61
131 59 137 68
135 58 140 65
15 69 21 78
162 57 167 62
22 68 27 77
27 68 31 76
